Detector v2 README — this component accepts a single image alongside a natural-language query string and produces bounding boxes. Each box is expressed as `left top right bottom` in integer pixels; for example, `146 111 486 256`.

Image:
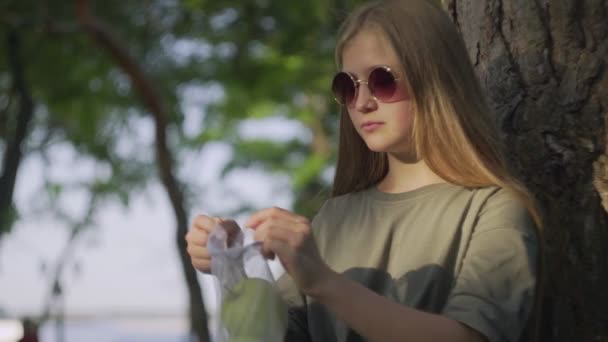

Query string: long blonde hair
331 1 543 340
331 0 540 222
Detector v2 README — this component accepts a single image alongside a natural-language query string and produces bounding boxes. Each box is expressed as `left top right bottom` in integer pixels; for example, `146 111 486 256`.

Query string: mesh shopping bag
207 221 288 342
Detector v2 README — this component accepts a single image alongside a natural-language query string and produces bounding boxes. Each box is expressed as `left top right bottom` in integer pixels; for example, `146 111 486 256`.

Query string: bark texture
443 0 608 341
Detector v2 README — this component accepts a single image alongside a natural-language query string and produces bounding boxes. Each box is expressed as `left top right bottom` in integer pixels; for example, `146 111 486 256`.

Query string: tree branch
40 193 98 321
74 1 210 340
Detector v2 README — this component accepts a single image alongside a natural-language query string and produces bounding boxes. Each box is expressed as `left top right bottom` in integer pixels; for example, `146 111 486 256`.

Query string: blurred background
2 0 608 341
0 0 365 340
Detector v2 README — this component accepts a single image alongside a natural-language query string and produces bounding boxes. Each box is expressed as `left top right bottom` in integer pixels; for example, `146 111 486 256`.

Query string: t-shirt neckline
366 182 455 203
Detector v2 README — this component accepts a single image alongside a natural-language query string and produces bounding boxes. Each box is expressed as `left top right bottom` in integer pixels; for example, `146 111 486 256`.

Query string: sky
0 110 313 320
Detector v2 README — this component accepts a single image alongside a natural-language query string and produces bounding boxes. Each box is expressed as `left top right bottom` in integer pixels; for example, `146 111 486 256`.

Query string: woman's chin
365 139 414 155
364 141 391 153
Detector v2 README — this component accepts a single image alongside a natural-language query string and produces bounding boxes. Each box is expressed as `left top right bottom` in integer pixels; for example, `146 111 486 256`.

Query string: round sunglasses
331 66 404 106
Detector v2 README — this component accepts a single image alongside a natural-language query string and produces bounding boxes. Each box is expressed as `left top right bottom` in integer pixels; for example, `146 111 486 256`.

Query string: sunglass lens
332 72 356 105
369 67 397 101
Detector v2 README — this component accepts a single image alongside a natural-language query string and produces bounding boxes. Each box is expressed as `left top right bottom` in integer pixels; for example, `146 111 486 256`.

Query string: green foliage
293 154 327 190
0 0 368 232
0 204 18 235
45 182 63 200
224 139 308 173
182 0 366 213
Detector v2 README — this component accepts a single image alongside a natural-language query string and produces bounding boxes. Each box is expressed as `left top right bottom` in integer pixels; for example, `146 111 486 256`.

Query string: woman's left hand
245 207 335 297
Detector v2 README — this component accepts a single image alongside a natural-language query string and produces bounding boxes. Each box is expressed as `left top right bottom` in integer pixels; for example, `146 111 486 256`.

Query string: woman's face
341 28 415 157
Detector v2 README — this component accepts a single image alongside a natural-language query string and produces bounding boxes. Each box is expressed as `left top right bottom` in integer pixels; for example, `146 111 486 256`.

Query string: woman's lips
361 121 384 132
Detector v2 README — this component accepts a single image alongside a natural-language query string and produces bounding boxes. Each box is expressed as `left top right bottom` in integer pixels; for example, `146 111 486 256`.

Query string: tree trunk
75 2 210 341
443 0 608 341
0 30 34 236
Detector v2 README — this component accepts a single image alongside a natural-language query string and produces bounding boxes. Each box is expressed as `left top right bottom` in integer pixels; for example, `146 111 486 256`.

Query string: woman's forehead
340 29 401 75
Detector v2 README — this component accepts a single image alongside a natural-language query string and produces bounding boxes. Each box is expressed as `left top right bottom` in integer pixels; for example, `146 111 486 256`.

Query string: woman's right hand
186 215 240 273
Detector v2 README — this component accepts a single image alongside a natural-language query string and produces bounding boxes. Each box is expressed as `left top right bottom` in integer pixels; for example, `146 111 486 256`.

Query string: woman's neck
376 153 447 193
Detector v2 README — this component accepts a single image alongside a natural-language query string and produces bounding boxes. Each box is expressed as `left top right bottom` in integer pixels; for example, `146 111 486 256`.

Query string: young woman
186 0 542 341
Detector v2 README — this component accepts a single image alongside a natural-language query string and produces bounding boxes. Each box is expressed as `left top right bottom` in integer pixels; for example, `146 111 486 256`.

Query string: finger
245 207 308 229
245 207 285 229
252 217 295 243
192 259 211 273
266 238 295 268
265 222 294 243
255 218 305 259
270 222 311 250
187 244 211 259
192 215 219 233
252 218 275 259
185 228 208 246
262 230 285 259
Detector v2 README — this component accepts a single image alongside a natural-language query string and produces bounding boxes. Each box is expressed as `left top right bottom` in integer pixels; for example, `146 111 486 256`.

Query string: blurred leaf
45 183 63 200
0 205 18 235
292 154 326 190
222 139 307 174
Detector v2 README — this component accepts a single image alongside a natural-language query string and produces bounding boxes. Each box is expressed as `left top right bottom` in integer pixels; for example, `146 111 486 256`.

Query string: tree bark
0 30 34 236
443 0 608 341
74 1 210 341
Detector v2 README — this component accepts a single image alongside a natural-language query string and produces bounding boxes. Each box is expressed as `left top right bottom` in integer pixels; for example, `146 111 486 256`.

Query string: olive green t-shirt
278 183 538 342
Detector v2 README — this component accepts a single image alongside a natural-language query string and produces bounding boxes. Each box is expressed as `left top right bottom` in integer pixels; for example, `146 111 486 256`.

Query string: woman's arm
313 271 488 342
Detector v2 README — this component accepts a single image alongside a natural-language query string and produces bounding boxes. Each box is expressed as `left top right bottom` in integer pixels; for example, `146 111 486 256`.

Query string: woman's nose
354 83 378 113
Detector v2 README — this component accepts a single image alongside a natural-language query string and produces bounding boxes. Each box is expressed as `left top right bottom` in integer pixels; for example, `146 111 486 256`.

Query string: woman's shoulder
315 186 384 215
325 189 368 206
314 184 534 224
309 189 372 226
319 183 491 209
470 185 538 237
474 186 531 216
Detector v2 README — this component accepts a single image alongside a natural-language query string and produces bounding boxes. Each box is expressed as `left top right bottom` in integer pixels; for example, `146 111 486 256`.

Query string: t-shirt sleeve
441 189 539 342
